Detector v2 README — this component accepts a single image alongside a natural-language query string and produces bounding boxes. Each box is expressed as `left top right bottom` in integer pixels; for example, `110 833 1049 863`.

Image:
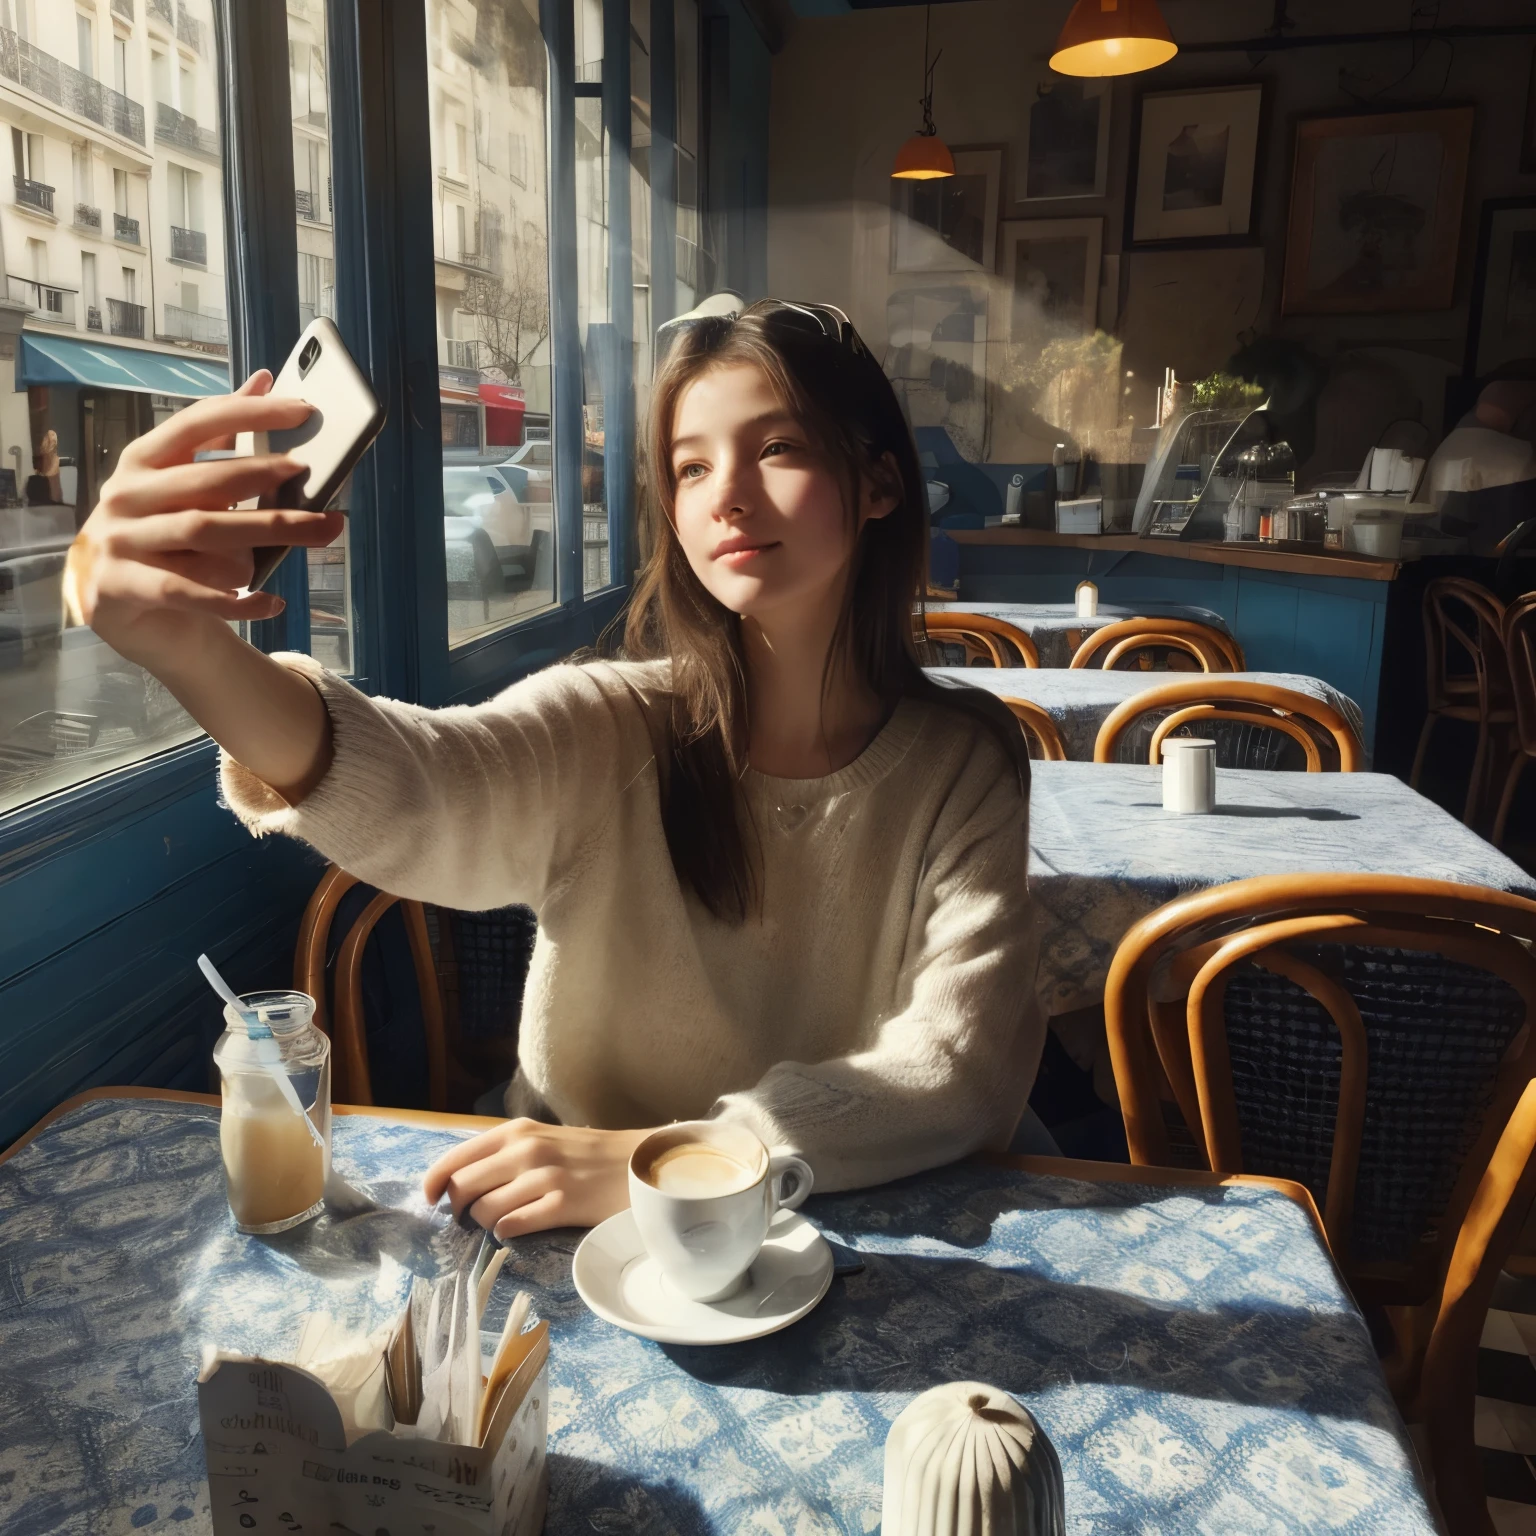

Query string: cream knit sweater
221 655 1042 1192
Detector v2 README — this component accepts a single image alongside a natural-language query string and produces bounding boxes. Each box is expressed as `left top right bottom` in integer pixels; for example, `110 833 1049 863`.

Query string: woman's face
668 362 893 626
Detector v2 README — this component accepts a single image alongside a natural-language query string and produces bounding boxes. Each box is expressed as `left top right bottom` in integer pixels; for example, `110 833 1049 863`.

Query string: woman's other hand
66 369 343 673
423 1120 653 1239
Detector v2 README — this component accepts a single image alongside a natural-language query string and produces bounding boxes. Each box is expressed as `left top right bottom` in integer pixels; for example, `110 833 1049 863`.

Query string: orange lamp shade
892 133 956 180
1049 0 1177 77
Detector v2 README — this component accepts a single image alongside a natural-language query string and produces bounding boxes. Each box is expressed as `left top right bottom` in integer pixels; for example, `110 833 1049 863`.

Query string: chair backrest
1105 873 1536 1311
1504 591 1536 758
1423 1076 1536 1533
1423 576 1509 713
294 865 448 1110
920 612 1040 667
1071 617 1244 672
998 696 1068 760
1093 677 1364 771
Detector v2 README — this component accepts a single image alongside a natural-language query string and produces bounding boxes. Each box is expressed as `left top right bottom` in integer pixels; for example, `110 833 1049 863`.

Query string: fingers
492 1189 568 1242
105 507 342 555
206 371 275 450
110 454 308 517
131 390 313 469
470 1166 562 1236
94 558 287 621
423 1121 528 1205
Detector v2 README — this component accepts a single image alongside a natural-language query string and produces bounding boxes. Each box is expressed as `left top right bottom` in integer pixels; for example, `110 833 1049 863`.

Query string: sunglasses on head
656 294 871 364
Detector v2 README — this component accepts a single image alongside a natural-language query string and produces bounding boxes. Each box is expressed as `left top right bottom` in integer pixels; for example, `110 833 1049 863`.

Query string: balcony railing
295 187 330 224
87 305 102 331
147 0 172 24
111 0 133 18
114 211 140 243
108 298 145 339
14 177 53 215
175 3 206 54
161 303 227 346
441 338 481 371
8 276 77 326
0 28 145 145
170 225 207 265
74 202 101 233
155 100 218 159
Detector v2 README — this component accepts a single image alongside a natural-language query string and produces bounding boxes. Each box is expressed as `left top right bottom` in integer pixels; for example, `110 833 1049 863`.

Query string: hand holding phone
245 318 385 589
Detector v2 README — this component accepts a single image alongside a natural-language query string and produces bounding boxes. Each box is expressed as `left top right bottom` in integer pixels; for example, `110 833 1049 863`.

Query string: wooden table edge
5 1089 1326 1239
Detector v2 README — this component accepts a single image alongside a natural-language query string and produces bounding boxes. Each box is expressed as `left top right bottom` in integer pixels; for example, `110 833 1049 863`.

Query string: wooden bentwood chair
998 697 1067 761
1070 617 1245 673
295 865 536 1111
1412 577 1514 828
918 611 1040 668
1093 677 1365 772
1104 872 1536 1410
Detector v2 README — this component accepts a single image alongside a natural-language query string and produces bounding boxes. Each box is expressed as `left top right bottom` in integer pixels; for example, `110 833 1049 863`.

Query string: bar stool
1411 578 1514 828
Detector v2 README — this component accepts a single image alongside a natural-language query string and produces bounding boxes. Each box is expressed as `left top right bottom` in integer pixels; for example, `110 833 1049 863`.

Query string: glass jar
212 990 330 1234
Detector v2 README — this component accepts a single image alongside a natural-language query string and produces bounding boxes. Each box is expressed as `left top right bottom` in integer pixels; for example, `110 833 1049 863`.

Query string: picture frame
998 217 1103 343
890 146 1003 275
1127 83 1265 247
1464 197 1536 379
1281 106 1474 316
1016 79 1110 204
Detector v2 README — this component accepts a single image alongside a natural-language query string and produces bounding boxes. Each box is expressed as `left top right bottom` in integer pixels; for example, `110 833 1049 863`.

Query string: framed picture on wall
1016 79 1110 203
1465 197 1536 378
890 146 1003 274
1281 106 1474 315
998 217 1103 344
1127 83 1265 246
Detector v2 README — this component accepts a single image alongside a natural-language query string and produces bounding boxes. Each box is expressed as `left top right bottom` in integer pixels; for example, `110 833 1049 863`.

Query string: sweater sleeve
709 743 1043 1193
219 655 655 913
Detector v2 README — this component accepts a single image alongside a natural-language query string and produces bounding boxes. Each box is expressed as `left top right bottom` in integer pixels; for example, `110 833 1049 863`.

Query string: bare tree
462 227 550 385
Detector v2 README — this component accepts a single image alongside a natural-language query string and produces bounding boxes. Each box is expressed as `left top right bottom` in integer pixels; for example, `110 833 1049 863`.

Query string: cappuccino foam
643 1142 757 1198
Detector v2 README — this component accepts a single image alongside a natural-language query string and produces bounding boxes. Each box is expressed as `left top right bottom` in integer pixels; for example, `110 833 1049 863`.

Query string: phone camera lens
299 338 320 376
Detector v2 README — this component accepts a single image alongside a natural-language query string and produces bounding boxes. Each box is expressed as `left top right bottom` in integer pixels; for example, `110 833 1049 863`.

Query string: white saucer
572 1208 834 1345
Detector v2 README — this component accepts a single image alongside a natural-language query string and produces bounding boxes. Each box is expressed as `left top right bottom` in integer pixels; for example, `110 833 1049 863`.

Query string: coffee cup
628 1121 813 1303
1162 736 1217 814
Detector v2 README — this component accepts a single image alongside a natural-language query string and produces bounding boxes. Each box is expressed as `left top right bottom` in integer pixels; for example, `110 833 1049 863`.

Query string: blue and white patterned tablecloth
0 1097 1436 1535
927 602 1231 670
928 667 1365 764
1027 761 1536 1017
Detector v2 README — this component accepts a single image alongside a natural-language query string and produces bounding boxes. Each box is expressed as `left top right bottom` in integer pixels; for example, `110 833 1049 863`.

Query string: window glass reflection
426 0 556 648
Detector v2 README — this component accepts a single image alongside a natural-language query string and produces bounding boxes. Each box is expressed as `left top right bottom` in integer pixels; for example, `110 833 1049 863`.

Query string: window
179 63 195 117
181 279 198 312
427 0 554 648
675 0 701 306
287 0 352 674
0 0 233 816
574 0 609 595
12 0 28 41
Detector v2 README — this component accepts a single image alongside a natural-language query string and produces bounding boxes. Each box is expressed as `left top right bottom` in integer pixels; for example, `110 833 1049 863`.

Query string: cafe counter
947 528 1404 755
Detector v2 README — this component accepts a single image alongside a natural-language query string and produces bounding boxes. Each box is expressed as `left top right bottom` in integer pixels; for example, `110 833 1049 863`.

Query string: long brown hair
622 299 1029 923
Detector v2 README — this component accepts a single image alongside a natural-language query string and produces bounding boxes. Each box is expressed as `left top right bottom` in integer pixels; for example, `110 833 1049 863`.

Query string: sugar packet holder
198 1318 549 1536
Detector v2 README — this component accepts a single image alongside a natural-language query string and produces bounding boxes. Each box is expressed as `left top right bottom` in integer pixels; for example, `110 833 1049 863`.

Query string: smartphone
245 317 385 590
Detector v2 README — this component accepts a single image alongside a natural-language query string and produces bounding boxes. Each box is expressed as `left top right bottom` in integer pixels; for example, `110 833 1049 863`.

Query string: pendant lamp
1049 0 1177 77
892 3 954 180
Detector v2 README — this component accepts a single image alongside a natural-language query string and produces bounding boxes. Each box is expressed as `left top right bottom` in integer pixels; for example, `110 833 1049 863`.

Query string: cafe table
1028 760 1536 1017
926 600 1232 669
0 1089 1438 1535
929 665 1366 764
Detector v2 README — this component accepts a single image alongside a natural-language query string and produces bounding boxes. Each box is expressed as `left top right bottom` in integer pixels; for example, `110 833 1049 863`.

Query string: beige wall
767 0 1536 468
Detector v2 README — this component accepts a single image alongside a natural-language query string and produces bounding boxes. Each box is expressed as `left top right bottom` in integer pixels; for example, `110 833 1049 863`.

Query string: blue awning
17 333 229 397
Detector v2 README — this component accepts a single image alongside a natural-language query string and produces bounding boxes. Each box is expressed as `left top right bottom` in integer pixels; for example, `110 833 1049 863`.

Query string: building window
179 62 195 116
152 49 169 105
113 167 128 215
114 32 129 96
508 131 527 188
121 265 136 302
76 11 95 78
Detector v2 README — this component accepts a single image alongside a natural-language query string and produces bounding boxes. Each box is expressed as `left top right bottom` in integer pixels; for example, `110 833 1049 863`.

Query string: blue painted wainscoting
955 540 1390 750
0 744 324 1149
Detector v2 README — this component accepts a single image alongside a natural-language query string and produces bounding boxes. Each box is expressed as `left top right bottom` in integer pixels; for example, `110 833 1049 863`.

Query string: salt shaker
213 990 330 1233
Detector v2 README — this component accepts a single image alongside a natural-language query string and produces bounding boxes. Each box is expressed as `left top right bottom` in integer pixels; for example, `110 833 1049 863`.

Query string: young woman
67 298 1044 1239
